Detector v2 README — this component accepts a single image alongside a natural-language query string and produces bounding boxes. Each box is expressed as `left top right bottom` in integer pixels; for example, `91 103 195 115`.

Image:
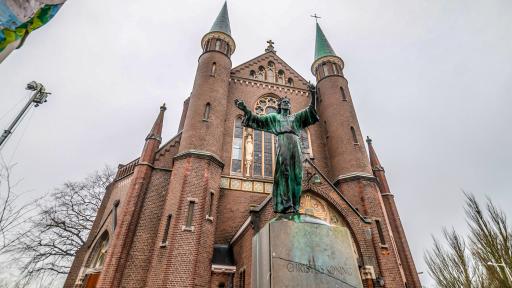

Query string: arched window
91 232 109 269
218 284 225 288
203 103 211 121
210 62 216 76
249 70 256 79
257 66 266 81
215 39 222 51
231 117 243 174
351 126 358 144
267 61 275 83
277 69 285 84
287 77 294 87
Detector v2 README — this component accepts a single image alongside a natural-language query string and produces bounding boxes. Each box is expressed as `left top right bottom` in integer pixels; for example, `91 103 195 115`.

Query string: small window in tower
211 62 216 76
323 63 329 76
203 103 211 121
375 219 386 245
161 214 172 245
231 117 243 174
287 77 294 87
207 191 214 219
317 87 322 103
340 86 347 101
249 70 256 79
204 39 211 52
351 126 358 144
185 201 195 229
215 39 222 51
332 63 339 75
218 284 225 288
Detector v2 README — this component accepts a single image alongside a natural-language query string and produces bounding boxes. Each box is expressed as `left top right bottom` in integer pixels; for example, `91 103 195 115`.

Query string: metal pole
0 81 50 150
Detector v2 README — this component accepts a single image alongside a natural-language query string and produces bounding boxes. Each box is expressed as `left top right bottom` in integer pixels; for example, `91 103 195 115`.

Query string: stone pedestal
252 214 363 288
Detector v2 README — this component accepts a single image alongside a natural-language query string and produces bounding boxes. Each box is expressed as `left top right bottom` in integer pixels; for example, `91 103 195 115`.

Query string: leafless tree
425 193 512 288
7 166 114 286
0 159 38 255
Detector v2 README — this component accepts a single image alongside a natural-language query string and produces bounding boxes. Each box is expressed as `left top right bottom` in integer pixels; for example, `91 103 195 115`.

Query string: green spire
210 2 231 35
314 22 337 61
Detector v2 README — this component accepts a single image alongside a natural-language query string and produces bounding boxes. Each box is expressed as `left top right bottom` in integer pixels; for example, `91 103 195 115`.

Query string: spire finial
265 39 275 53
367 136 383 171
310 13 321 23
146 105 166 142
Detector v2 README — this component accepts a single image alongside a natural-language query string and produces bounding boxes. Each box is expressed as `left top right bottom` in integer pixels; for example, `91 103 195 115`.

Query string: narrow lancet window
211 62 216 76
323 63 329 76
161 214 172 244
340 87 347 101
375 219 386 245
351 126 358 144
203 103 211 121
231 117 243 174
185 201 195 228
332 63 339 74
112 200 120 231
215 39 221 51
207 191 214 218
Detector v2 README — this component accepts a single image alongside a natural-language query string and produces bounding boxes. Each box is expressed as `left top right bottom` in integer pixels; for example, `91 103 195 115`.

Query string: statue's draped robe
242 105 319 213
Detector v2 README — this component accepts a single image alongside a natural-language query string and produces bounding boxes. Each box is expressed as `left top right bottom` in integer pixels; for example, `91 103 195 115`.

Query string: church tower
146 2 235 287
312 23 411 287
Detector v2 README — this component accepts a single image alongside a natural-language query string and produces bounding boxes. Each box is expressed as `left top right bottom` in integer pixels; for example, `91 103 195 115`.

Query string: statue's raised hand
234 99 249 113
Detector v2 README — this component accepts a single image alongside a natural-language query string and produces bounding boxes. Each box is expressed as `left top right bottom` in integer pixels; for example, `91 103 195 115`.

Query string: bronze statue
234 84 319 213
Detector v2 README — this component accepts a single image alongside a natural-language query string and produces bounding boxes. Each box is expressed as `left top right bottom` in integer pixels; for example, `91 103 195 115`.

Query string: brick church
65 2 421 288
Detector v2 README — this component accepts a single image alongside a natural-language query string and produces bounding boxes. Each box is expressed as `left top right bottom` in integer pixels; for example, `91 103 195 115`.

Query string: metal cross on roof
265 39 275 53
311 13 321 23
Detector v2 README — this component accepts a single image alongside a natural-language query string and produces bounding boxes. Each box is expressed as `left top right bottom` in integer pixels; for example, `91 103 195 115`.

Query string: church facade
64 3 421 288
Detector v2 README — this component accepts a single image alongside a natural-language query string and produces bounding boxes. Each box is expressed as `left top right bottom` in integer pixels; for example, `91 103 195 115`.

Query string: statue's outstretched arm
234 99 250 114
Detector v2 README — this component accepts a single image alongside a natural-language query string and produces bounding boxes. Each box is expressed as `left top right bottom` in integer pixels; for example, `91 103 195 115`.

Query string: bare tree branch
5 166 114 286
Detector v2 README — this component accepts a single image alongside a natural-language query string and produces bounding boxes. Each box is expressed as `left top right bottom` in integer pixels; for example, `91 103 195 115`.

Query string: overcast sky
1 0 511 286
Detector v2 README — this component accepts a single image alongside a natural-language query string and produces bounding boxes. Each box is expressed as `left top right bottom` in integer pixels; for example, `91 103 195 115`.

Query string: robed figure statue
234 84 319 213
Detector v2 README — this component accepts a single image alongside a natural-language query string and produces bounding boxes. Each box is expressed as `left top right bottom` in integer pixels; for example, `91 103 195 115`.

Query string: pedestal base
252 214 363 288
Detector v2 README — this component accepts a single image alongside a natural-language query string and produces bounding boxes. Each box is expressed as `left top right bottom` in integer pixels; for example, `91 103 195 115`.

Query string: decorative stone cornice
174 150 224 168
333 172 377 186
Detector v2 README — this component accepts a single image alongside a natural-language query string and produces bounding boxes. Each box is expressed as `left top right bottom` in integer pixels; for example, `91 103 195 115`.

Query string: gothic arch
87 230 110 269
